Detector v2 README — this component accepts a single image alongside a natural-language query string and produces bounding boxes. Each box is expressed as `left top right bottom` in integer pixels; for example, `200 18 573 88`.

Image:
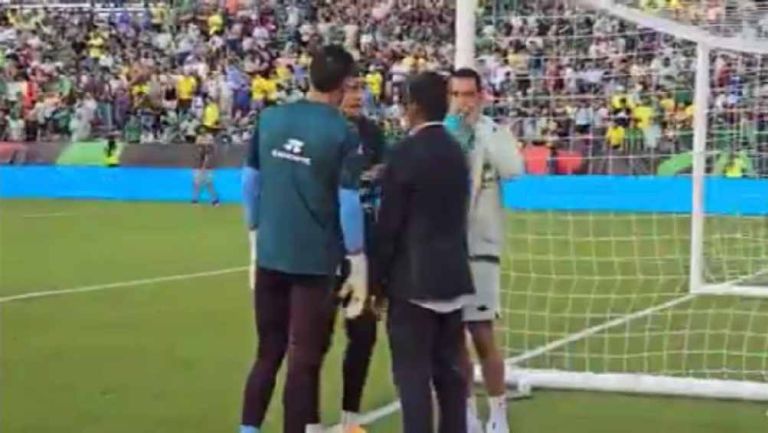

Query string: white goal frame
456 0 768 401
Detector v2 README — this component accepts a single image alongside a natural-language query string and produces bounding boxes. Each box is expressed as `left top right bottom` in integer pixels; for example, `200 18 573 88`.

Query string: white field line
0 261 399 430
3 269 696 429
0 266 247 304
18 212 80 218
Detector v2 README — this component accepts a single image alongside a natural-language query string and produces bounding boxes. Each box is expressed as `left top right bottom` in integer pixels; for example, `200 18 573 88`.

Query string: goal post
689 42 710 296
455 0 478 69
460 0 768 401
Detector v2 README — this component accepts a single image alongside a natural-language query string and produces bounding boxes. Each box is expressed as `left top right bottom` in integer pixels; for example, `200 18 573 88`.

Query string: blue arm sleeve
242 166 260 230
339 188 364 255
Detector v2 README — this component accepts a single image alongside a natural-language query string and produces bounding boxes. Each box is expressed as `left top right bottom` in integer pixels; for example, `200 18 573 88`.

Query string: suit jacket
372 123 474 302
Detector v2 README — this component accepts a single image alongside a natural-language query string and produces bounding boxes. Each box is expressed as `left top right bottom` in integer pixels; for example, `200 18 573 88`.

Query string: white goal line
502 369 768 401
695 268 768 297
495 291 768 401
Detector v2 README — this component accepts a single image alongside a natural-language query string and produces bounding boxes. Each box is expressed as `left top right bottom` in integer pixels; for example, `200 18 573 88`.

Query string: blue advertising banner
502 175 768 216
1 167 767 215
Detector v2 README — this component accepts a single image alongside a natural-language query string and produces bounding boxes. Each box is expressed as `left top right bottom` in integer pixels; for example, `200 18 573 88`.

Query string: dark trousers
387 298 467 433
241 267 335 433
326 293 378 413
329 209 379 413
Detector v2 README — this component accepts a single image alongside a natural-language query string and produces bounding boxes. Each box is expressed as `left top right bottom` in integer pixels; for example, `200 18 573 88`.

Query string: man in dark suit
373 72 474 433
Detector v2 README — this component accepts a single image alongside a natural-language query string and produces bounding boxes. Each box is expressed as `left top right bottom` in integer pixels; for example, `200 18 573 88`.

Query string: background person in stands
7 111 24 142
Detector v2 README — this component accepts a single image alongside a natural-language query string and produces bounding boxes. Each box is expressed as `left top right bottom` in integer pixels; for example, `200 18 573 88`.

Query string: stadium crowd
0 0 767 174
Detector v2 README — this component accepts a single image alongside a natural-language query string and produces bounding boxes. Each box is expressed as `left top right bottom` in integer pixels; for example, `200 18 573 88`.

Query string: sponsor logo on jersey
272 138 311 165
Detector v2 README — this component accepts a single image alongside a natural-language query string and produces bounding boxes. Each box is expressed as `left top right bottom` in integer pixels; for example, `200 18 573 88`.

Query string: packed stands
1 0 766 175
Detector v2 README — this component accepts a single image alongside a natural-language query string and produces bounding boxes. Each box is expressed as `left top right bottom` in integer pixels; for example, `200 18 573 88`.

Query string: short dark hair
309 45 355 93
451 67 483 92
405 72 449 122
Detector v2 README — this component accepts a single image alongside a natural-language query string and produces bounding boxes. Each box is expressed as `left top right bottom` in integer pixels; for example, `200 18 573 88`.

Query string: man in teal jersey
240 45 365 433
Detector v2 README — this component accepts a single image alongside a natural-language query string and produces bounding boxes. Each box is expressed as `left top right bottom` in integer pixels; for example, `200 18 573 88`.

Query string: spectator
202 94 220 131
606 119 626 150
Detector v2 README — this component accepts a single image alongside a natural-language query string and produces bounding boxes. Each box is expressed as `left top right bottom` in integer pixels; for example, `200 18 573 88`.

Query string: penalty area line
0 266 248 304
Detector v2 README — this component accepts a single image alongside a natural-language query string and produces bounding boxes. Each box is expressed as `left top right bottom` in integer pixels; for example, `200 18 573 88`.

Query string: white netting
480 0 768 393
615 0 768 40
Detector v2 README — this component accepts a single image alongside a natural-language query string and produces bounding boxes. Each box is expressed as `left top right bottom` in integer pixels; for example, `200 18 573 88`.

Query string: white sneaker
305 424 325 433
468 414 484 433
486 418 510 433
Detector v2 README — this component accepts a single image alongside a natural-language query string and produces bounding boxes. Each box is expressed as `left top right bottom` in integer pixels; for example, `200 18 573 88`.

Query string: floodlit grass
1 200 766 433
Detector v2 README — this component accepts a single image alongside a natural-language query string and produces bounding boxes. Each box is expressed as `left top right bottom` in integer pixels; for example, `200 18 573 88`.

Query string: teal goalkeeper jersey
249 100 357 276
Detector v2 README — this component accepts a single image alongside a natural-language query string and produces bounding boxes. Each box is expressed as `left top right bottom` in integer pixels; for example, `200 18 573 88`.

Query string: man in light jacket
445 67 525 433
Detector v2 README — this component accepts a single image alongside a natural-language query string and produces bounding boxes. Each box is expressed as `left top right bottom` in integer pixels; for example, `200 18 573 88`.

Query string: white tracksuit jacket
466 116 525 258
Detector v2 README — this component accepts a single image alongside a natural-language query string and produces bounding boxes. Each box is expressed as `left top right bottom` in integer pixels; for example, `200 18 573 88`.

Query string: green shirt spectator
713 126 738 151
674 87 693 107
625 124 644 152
124 115 142 144
677 128 694 150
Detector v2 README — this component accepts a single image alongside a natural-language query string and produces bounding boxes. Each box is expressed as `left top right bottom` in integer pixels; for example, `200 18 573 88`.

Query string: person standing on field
192 129 220 206
239 45 365 433
374 71 473 433
332 75 386 433
445 67 525 433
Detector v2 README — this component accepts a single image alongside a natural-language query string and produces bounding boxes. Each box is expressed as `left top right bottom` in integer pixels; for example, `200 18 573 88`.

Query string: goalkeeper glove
249 230 257 290
338 254 368 319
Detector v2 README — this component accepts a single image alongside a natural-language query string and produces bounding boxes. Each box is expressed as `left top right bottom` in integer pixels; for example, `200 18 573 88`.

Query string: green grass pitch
1 200 766 433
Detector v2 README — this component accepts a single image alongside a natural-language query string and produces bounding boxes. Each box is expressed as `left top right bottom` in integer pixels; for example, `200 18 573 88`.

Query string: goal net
474 0 768 399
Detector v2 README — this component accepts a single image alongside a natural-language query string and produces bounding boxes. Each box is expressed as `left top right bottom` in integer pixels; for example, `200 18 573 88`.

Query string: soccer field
1 200 766 433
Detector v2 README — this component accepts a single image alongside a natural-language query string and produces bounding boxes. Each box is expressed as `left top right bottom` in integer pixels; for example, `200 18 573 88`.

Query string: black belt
470 255 501 264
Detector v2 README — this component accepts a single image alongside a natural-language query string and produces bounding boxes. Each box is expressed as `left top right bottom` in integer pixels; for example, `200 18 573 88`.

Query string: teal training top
249 100 357 276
